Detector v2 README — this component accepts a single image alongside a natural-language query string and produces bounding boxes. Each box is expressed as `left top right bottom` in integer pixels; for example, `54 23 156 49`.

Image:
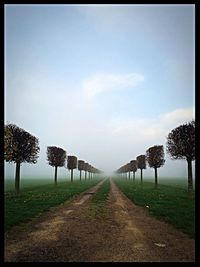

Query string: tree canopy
78 160 85 171
67 156 77 169
136 155 146 169
4 123 40 164
146 145 165 168
47 146 66 167
130 160 137 172
166 120 195 161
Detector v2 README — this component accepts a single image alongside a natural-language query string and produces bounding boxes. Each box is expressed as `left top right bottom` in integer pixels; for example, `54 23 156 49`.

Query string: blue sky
5 4 195 179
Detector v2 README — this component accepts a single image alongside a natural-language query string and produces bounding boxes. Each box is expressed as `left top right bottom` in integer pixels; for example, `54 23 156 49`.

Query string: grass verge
87 178 110 219
114 178 195 238
5 178 102 231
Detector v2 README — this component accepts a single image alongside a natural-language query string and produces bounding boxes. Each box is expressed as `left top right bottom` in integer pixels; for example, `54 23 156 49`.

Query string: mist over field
5 159 195 181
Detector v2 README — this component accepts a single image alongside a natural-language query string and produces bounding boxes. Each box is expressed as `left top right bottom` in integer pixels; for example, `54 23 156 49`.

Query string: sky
5 4 195 180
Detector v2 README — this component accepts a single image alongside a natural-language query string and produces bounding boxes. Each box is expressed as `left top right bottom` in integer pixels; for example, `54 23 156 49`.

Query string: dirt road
4 178 195 262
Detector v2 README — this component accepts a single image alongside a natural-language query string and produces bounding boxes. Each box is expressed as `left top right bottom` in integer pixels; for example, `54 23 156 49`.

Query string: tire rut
4 178 195 262
109 179 195 262
4 179 106 262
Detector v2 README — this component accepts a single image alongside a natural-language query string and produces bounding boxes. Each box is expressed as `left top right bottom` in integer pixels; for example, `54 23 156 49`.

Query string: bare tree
78 160 85 181
136 155 146 183
4 123 40 195
47 146 66 185
146 145 165 188
67 156 77 182
166 121 195 192
130 160 137 181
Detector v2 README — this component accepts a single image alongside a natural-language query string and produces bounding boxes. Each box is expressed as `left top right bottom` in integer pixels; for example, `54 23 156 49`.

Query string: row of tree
4 123 102 195
47 146 102 184
115 121 195 192
4 120 195 195
116 145 164 188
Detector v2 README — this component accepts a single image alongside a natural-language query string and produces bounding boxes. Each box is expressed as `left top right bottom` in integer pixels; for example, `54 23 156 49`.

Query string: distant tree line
46 150 102 184
4 120 195 195
115 121 195 192
4 123 102 196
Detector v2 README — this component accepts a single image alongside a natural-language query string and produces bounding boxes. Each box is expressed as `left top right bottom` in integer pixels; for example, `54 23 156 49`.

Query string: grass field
5 178 57 191
156 177 195 189
5 177 102 231
5 176 195 239
123 176 195 189
4 176 94 191
114 178 195 238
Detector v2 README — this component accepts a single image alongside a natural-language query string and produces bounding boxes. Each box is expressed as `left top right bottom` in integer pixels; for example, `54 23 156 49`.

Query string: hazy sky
5 4 195 179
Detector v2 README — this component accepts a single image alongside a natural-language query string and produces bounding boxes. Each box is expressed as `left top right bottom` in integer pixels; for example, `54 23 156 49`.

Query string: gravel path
4 178 195 262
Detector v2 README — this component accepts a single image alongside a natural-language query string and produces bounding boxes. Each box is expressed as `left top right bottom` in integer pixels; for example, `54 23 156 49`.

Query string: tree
93 167 100 178
4 123 40 195
146 145 165 188
84 162 89 180
47 146 66 185
166 121 195 192
88 164 94 179
136 155 146 183
67 156 77 182
122 165 126 178
130 160 137 181
88 164 91 179
126 163 131 180
78 160 85 181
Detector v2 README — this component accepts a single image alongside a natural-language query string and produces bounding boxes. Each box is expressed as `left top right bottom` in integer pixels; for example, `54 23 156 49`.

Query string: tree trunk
155 167 158 188
140 169 143 183
187 159 193 192
85 171 87 180
71 169 73 182
133 171 135 181
129 171 130 180
54 166 58 185
80 170 82 181
15 162 21 195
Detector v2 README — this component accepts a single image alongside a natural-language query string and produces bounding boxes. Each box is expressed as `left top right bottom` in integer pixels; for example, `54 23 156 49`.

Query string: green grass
5 178 57 191
114 178 195 238
5 178 102 231
4 176 90 191
126 176 195 189
157 177 195 189
87 178 110 219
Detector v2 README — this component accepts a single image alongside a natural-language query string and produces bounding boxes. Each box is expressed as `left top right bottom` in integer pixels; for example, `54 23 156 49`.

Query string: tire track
4 179 106 262
109 178 195 262
4 178 195 262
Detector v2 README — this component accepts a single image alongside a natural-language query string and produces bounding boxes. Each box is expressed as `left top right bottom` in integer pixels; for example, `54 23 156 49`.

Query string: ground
4 178 195 262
